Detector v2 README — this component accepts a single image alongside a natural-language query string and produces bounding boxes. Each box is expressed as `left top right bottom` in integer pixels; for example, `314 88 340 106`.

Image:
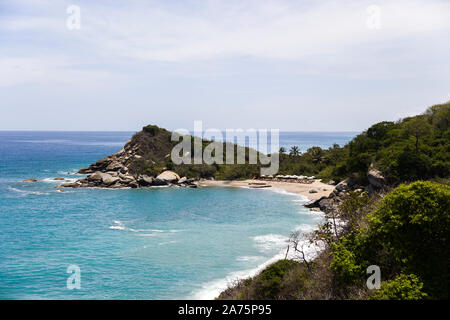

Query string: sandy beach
198 179 335 200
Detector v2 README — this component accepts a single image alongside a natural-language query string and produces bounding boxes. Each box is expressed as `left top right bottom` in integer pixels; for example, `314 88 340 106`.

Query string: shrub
143 124 160 136
252 260 301 299
371 274 427 300
331 238 362 285
332 181 449 299
368 181 450 298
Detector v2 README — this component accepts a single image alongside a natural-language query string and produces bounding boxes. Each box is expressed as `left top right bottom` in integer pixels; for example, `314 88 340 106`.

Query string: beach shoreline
198 179 335 200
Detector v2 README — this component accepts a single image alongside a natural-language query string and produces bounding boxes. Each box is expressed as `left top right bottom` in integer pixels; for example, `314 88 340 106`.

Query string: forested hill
279 101 450 185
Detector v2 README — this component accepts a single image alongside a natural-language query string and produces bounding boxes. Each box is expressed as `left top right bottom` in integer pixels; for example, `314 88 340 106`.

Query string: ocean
0 131 357 299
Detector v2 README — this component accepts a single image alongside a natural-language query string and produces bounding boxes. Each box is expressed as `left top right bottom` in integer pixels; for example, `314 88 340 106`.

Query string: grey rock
335 180 349 192
128 181 139 188
319 198 331 211
178 177 188 184
304 197 324 208
138 175 154 186
367 168 386 189
78 157 112 174
57 182 80 188
106 161 122 171
102 174 120 185
156 170 180 183
309 189 319 193
153 178 168 186
87 171 106 181
88 172 119 185
119 173 135 182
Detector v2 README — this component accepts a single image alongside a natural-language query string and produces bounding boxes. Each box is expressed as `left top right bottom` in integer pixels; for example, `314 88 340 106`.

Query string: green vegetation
142 124 160 136
218 260 312 300
332 181 449 299
371 274 428 300
131 102 449 184
278 102 450 184
249 260 303 299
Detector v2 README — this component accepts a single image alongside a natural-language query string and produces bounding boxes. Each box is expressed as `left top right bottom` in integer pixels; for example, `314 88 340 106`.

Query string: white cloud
1 0 447 88
57 0 446 62
0 56 120 88
3 0 450 62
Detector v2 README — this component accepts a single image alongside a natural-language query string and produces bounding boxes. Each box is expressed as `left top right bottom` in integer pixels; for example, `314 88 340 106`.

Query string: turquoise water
0 131 354 299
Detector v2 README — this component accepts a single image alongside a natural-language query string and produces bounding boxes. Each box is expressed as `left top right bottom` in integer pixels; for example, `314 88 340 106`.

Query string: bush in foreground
332 181 450 299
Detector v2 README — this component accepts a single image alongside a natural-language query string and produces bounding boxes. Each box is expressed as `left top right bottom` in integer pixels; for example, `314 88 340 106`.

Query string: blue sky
1 0 449 131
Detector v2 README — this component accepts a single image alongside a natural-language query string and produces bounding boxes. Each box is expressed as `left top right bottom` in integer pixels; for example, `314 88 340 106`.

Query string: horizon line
0 129 361 133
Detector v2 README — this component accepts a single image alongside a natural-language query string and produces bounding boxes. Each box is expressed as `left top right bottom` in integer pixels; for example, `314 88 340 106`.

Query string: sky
0 0 449 131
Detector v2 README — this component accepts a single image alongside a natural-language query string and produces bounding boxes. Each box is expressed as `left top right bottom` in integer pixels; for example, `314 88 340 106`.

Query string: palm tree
289 146 300 156
308 146 324 164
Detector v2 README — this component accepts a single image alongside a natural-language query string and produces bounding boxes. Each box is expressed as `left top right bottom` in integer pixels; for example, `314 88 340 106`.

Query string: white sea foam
192 235 325 300
109 220 134 231
7 187 48 196
108 220 181 234
236 256 264 262
158 240 178 246
263 187 303 198
41 177 77 183
57 170 84 176
252 234 289 253
193 216 325 300
294 224 317 233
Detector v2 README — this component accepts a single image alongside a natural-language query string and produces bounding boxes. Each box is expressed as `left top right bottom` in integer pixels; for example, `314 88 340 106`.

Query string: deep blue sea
0 131 356 299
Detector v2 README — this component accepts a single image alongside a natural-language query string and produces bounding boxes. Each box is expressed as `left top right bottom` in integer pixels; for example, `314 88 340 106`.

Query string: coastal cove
0 131 353 299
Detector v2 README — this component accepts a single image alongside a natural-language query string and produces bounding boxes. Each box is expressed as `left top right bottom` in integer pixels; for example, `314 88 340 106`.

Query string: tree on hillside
307 146 325 164
289 146 300 156
279 147 286 154
405 117 432 153
425 102 450 131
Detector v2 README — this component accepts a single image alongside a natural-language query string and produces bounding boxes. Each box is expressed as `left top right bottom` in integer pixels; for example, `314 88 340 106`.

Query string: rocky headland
56 125 198 189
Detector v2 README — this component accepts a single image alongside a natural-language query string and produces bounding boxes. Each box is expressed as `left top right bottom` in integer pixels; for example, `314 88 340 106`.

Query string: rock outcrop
367 168 386 189
56 126 200 189
58 168 197 189
303 177 369 216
